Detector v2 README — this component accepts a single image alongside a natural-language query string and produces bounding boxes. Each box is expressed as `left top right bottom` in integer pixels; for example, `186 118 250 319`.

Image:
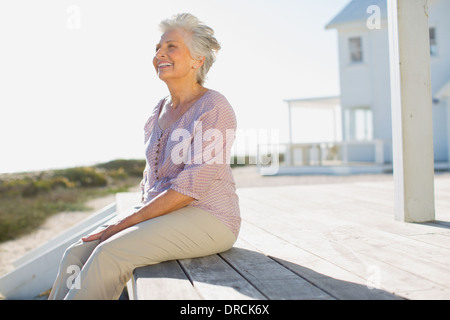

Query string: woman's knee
85 240 137 286
89 240 115 261
61 238 99 265
88 238 130 269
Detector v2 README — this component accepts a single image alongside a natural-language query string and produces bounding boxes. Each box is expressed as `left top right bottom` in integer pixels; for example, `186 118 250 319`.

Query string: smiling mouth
158 62 173 68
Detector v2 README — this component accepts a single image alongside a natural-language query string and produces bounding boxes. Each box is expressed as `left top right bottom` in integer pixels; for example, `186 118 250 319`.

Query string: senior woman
48 13 240 300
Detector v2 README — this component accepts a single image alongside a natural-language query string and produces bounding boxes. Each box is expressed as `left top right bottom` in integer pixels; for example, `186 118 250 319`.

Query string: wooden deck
231 173 450 300
126 172 450 300
2 171 448 300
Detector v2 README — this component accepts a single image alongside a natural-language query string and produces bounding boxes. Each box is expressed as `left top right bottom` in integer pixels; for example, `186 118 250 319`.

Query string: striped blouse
140 89 241 237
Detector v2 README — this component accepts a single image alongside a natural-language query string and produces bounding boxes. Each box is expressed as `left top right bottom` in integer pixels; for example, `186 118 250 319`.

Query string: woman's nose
155 48 166 60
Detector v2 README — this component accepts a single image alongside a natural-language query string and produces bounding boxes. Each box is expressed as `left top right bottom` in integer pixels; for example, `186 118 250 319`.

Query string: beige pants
48 205 236 300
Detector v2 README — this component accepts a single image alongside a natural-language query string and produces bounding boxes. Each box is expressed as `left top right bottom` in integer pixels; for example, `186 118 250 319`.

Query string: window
429 27 437 56
349 37 363 63
344 107 373 141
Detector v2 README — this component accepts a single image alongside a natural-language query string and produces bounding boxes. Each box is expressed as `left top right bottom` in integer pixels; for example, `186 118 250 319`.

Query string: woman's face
153 29 198 84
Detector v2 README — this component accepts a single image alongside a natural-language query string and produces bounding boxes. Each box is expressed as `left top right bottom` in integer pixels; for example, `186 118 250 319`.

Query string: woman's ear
193 56 205 69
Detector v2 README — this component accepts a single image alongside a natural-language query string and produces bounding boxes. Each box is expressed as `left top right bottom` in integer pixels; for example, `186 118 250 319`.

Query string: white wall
433 101 449 162
336 22 393 162
429 0 450 162
338 27 373 108
429 0 450 96
368 25 393 162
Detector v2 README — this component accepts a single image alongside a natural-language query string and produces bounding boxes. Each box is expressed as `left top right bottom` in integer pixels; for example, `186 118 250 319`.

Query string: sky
0 0 349 174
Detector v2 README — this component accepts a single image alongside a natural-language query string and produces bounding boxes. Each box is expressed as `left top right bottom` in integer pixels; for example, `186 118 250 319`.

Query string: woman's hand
81 189 193 243
82 222 123 243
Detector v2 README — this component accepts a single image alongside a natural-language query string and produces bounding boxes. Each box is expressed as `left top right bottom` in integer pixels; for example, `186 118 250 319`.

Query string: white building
265 0 450 175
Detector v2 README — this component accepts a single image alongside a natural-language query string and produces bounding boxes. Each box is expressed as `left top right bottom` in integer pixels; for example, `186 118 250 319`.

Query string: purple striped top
140 89 241 237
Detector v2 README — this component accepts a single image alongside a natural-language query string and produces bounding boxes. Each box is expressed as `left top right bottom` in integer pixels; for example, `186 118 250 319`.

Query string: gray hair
159 13 221 85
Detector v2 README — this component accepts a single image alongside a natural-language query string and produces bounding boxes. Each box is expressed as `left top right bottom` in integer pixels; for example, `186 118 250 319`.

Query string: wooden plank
131 260 201 300
315 251 450 300
243 217 441 300
357 242 450 289
262 186 450 267
178 254 266 300
240 192 450 283
270 256 403 300
281 183 450 247
237 221 402 300
237 185 450 299
239 185 450 248
220 241 333 300
238 189 386 258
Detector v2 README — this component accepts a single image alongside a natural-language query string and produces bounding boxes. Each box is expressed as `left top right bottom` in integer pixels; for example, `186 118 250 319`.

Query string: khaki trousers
48 205 236 300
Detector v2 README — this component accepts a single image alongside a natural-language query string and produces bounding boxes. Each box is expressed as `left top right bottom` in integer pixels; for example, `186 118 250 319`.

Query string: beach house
268 0 450 175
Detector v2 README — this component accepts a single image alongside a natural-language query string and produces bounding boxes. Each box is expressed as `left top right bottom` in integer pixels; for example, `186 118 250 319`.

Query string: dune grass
0 159 145 243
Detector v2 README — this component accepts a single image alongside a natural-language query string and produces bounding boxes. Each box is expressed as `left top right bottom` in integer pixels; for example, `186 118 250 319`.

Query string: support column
387 0 435 222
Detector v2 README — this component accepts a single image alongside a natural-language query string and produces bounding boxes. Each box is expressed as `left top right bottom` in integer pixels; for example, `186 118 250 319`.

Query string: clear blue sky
0 0 349 173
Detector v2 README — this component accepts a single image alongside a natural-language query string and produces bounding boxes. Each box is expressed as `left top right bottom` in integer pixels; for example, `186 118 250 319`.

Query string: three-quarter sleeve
169 96 236 200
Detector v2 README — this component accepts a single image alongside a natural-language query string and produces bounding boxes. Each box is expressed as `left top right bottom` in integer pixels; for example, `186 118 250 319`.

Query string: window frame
429 27 437 56
344 106 373 141
348 36 363 63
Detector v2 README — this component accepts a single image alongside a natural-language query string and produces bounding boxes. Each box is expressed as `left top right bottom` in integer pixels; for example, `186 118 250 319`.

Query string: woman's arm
84 94 236 243
82 189 194 243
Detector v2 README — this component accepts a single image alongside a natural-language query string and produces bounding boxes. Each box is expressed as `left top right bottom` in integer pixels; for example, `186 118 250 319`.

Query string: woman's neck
166 80 207 109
